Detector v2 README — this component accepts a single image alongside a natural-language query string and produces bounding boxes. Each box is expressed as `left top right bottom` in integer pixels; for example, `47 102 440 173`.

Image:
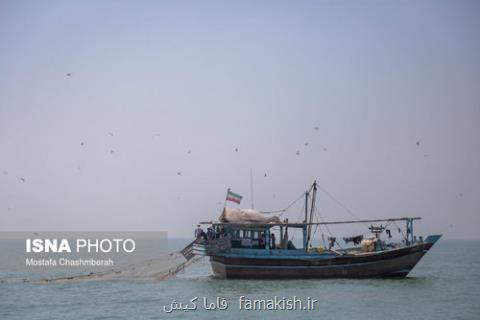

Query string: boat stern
192 236 231 257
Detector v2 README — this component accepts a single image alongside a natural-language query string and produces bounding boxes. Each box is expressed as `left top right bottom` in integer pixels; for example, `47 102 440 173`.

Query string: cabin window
234 230 240 240
242 230 252 238
229 229 268 249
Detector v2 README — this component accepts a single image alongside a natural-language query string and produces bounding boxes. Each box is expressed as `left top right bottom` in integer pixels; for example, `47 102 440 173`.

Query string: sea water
0 239 479 320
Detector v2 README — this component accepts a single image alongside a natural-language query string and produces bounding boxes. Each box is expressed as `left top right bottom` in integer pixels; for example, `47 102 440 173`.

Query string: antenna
250 168 254 209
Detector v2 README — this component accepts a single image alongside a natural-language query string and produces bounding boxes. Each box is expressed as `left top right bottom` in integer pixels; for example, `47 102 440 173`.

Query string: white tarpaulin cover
219 207 281 224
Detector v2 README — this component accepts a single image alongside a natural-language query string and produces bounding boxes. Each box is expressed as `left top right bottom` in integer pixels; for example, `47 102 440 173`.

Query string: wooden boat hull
208 240 438 279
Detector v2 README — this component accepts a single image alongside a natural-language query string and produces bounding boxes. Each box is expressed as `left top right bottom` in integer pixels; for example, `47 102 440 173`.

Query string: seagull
19 177 26 183
323 147 327 151
80 142 84 146
110 149 115 154
108 132 114 137
66 73 72 77
416 141 420 146
314 126 319 131
235 148 238 152
296 151 300 156
304 142 309 147
177 172 182 176
264 173 267 177
187 150 191 154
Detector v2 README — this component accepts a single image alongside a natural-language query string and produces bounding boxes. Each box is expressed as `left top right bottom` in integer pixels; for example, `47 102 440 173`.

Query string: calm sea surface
1 239 479 320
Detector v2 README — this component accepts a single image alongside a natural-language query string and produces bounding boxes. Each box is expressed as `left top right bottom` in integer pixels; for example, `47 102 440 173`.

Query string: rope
314 206 346 251
316 183 375 230
315 207 335 238
393 221 408 241
260 191 306 216
310 205 322 246
313 209 327 247
290 202 305 241
316 184 364 221
311 216 320 245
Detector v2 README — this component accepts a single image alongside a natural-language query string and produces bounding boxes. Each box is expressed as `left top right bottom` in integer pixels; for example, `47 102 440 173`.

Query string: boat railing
193 235 231 255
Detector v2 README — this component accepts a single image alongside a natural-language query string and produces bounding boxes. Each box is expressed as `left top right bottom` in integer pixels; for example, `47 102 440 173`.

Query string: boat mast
304 190 309 223
303 188 309 250
250 168 254 209
307 181 317 248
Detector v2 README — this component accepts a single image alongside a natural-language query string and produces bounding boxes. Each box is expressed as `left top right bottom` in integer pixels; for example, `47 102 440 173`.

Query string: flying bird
19 178 26 183
264 173 267 177
108 132 114 137
304 142 309 147
66 73 72 77
235 148 238 152
296 151 300 156
416 141 420 146
80 142 84 146
110 149 115 154
187 150 191 154
314 126 319 131
177 172 182 176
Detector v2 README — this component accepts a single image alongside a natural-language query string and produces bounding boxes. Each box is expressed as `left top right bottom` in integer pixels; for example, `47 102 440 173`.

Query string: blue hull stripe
212 260 414 271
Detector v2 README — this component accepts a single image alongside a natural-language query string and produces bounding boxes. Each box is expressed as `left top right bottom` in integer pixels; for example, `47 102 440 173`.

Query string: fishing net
33 242 200 284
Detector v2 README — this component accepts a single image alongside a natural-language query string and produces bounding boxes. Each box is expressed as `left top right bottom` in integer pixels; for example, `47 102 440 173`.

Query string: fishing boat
192 181 441 279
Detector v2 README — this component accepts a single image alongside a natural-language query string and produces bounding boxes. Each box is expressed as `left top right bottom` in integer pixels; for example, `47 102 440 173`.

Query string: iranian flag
226 189 242 204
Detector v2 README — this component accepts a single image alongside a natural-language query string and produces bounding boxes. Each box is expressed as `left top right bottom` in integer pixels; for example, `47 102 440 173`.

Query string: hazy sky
1 0 479 239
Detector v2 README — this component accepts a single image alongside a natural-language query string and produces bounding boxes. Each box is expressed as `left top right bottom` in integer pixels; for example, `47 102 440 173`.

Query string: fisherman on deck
207 227 215 241
195 225 204 242
271 233 276 249
260 232 265 249
218 227 225 238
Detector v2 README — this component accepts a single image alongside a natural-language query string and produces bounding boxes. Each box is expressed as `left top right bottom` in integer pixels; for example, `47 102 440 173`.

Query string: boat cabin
196 216 422 255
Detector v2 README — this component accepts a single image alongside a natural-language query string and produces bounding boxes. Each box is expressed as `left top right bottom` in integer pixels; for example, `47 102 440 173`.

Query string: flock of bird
3 124 427 186
2 72 429 185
